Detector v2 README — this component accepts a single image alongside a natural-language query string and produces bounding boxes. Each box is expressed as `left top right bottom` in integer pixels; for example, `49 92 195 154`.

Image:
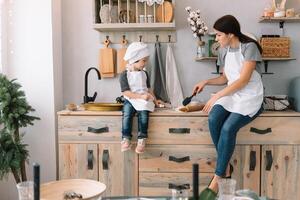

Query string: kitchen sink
82 103 123 111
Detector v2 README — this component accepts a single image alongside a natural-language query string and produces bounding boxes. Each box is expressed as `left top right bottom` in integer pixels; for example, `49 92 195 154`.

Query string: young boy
119 42 158 154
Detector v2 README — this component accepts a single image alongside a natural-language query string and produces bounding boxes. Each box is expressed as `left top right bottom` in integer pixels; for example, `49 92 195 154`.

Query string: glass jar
197 40 206 58
139 15 146 23
147 14 154 23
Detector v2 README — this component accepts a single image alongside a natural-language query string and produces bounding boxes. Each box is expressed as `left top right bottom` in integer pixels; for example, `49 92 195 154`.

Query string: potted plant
0 74 40 183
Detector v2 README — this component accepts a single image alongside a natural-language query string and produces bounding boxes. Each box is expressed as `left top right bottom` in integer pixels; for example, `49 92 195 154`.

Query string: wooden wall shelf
259 17 300 23
93 22 176 32
93 0 176 42
195 57 296 61
195 57 217 61
259 16 300 31
195 57 296 74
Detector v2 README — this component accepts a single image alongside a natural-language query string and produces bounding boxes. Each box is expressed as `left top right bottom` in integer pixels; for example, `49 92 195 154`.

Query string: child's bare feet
135 138 146 154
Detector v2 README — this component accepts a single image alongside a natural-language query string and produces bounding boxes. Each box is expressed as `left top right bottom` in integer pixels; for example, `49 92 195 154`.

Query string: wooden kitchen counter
58 109 300 117
57 108 300 200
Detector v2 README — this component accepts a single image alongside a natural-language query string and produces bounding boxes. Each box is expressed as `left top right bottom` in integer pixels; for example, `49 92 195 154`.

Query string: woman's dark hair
213 15 262 54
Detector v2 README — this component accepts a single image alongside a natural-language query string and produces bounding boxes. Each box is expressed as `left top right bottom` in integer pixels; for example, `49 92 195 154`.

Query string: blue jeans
122 100 149 140
208 104 263 177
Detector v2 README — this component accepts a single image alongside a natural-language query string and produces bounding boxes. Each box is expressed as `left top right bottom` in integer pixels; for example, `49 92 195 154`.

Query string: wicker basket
260 37 290 58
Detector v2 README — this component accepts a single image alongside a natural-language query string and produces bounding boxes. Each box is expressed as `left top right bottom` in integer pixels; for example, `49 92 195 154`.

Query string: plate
99 4 118 23
156 1 173 23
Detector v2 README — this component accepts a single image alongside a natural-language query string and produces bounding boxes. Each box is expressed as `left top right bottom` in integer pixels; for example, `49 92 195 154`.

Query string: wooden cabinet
139 145 216 196
59 144 98 180
58 110 300 199
261 145 300 200
98 143 137 197
231 145 261 194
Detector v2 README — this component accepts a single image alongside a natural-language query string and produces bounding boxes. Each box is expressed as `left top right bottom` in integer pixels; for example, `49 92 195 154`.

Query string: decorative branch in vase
185 6 209 58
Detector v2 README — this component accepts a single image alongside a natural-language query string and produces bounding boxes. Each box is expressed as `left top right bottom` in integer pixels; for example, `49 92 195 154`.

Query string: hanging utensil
117 35 128 74
99 36 116 78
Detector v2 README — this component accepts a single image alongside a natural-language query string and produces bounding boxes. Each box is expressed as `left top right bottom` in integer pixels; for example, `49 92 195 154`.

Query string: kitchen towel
166 44 184 107
148 42 169 102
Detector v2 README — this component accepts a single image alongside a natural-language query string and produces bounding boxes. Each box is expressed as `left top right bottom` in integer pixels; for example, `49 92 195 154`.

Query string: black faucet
84 67 101 104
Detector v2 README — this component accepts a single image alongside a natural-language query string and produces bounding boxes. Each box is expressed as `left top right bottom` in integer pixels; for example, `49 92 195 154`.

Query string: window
0 0 6 74
0 1 3 73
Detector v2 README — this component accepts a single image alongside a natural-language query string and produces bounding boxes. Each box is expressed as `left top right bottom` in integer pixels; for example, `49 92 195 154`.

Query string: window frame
0 0 7 74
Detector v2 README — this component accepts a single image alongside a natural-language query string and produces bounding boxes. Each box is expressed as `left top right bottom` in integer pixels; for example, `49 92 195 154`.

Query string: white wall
62 0 300 105
0 0 62 199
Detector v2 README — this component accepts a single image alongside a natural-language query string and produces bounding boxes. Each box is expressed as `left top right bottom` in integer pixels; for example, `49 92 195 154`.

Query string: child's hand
141 93 153 101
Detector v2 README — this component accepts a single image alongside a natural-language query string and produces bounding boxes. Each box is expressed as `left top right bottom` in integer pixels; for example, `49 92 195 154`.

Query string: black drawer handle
169 128 190 134
266 150 273 171
250 127 272 135
249 151 256 171
102 150 109 170
87 150 93 170
168 183 190 190
87 126 109 134
169 156 190 163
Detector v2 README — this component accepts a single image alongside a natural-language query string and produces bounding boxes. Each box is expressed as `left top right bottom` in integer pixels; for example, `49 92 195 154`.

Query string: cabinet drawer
147 117 210 145
237 117 300 144
139 172 214 196
58 116 128 142
139 145 216 173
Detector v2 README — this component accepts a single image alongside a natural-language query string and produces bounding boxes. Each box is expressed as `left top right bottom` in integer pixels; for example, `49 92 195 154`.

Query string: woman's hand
154 99 163 107
202 93 220 114
192 80 207 95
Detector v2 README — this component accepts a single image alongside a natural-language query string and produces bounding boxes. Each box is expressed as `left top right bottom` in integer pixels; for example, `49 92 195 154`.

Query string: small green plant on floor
0 74 40 183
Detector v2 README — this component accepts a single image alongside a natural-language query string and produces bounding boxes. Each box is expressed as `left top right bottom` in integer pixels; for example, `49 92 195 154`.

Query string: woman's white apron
214 44 263 117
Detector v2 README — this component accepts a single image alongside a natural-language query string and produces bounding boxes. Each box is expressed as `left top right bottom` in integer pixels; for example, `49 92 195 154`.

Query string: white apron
124 70 155 112
214 44 264 117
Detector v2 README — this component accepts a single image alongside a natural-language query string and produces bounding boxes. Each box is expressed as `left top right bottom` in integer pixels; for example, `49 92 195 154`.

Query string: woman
193 15 264 196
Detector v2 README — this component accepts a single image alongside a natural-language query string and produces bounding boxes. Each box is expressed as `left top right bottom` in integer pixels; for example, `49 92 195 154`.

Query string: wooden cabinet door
261 145 300 200
139 172 214 196
231 145 261 194
98 144 138 197
59 144 98 180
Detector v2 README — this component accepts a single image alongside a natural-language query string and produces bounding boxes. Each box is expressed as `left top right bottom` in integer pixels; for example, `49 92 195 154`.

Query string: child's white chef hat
124 42 150 64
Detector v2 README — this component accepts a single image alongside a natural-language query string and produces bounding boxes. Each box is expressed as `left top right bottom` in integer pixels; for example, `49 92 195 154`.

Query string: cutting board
99 39 116 78
156 1 173 23
117 38 128 73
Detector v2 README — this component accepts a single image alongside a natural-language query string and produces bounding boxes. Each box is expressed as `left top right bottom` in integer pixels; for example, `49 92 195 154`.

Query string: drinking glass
16 181 34 200
171 188 189 200
217 179 236 200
